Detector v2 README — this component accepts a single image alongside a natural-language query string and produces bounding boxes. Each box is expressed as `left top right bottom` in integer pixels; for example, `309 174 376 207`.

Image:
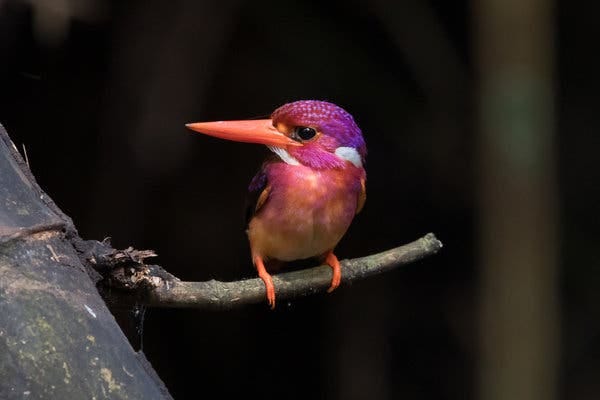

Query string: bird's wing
245 159 273 225
356 177 366 214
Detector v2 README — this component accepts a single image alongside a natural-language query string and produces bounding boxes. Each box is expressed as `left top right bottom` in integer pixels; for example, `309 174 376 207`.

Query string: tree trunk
0 124 172 399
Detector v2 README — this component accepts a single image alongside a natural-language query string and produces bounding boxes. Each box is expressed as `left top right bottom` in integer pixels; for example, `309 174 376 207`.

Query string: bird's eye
294 126 317 141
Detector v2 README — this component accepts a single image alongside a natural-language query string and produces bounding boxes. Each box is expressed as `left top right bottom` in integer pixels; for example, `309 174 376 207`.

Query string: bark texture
0 124 172 400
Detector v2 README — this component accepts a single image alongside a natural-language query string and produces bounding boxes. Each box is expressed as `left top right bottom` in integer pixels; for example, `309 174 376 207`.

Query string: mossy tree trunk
0 124 172 399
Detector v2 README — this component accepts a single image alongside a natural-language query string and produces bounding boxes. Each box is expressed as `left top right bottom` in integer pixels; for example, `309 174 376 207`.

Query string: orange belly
247 163 362 262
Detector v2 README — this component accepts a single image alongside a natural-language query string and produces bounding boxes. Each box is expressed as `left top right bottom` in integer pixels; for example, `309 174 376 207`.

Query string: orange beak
186 119 301 147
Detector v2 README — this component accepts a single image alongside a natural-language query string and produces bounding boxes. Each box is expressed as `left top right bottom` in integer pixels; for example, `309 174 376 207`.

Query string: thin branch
0 222 68 244
95 233 442 310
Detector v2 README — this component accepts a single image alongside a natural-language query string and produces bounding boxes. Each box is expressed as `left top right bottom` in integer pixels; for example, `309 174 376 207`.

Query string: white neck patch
268 146 300 166
334 146 363 168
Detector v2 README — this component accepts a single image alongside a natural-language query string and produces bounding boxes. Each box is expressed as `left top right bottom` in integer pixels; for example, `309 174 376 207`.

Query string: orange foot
254 256 276 309
324 251 341 293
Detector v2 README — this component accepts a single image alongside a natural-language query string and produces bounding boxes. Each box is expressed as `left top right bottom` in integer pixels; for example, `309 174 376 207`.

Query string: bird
186 100 366 308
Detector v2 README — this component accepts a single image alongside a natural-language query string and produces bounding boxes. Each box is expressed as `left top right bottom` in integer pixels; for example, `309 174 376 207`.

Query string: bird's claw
325 252 341 293
261 274 276 309
254 256 276 309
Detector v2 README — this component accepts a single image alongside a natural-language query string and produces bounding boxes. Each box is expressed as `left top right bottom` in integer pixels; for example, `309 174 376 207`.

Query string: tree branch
93 233 442 310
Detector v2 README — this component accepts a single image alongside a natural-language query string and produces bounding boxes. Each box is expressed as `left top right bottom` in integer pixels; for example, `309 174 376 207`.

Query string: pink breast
247 163 363 262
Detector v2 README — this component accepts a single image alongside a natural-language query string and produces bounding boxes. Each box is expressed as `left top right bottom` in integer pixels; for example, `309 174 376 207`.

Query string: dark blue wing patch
245 162 270 226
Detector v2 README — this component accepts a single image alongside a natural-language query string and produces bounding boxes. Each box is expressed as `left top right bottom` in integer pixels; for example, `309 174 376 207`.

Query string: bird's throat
267 146 300 166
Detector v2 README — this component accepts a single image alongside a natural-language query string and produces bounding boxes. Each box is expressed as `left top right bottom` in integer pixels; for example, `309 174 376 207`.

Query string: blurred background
0 0 597 399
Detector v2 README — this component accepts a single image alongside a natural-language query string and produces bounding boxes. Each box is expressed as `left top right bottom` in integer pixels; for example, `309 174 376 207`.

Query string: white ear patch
268 146 300 166
334 147 363 168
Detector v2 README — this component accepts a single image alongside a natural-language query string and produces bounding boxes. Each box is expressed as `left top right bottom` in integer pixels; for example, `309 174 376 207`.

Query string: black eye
294 126 317 141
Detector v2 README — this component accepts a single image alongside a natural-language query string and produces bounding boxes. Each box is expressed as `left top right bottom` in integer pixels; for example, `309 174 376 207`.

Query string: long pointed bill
186 119 300 147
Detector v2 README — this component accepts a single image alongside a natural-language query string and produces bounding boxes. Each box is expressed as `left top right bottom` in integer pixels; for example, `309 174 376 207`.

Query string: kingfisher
186 100 366 308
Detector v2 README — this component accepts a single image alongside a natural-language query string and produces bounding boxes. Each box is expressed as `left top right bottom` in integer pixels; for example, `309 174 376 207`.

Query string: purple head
271 100 367 170
186 99 366 170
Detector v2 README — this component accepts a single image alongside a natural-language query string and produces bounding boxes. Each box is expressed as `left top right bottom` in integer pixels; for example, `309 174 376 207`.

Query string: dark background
0 0 597 399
